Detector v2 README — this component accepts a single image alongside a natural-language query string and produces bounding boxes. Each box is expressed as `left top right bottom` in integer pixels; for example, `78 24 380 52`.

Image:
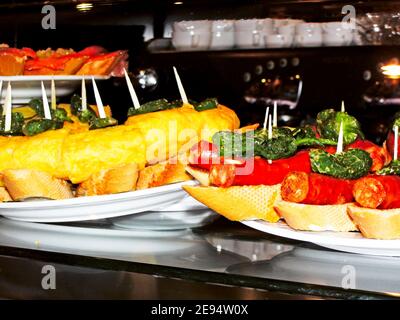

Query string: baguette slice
2 169 74 200
275 201 357 232
0 187 12 202
348 204 400 239
137 162 192 190
77 163 139 196
183 184 281 222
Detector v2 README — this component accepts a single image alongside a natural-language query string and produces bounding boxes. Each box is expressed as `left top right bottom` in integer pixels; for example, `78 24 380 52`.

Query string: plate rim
0 75 110 81
0 180 197 209
0 217 190 238
241 220 400 249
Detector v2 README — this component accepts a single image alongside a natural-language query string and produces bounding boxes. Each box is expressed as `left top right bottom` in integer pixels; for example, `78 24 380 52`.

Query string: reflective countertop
0 216 398 299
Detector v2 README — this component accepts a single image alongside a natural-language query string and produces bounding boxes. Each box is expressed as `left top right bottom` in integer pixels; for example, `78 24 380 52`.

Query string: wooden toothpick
81 78 87 111
341 100 345 112
51 78 57 110
394 125 399 161
268 114 272 164
124 68 141 110
336 121 344 154
263 106 270 131
4 82 11 132
273 101 278 127
91 77 106 119
268 114 273 140
41 81 52 120
173 66 189 105
0 80 3 115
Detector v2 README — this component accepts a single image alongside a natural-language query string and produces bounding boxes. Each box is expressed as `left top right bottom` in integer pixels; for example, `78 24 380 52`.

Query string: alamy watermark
41 264 56 290
41 5 56 30
341 5 356 30
341 265 356 289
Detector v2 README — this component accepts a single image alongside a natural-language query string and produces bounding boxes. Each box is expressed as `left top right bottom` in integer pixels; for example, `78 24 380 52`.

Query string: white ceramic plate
0 218 195 255
0 218 249 270
226 247 400 293
0 75 110 104
156 193 207 212
111 209 219 230
0 181 197 223
242 220 400 256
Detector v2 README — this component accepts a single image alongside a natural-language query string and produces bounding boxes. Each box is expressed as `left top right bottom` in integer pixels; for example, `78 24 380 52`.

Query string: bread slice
136 162 192 190
274 201 357 232
183 184 281 222
77 163 139 196
185 166 210 186
0 187 12 202
347 204 400 239
2 169 74 200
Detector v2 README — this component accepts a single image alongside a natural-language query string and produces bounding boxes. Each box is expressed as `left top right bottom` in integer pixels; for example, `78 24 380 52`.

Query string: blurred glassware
243 74 303 127
210 20 235 50
244 74 302 110
172 20 212 51
132 68 158 92
356 12 400 45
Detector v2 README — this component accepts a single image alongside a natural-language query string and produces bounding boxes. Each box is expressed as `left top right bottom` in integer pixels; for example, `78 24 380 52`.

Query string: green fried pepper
70 94 83 116
255 134 297 160
212 130 254 158
127 99 170 116
291 125 315 139
22 119 58 136
316 109 364 145
253 127 335 159
28 98 46 118
194 98 218 112
0 112 24 136
167 99 184 109
212 125 339 160
377 160 400 175
52 108 72 124
89 117 118 130
78 108 97 123
310 148 372 179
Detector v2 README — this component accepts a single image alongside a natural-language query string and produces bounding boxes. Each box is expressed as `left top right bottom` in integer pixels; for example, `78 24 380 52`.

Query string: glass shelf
0 217 398 299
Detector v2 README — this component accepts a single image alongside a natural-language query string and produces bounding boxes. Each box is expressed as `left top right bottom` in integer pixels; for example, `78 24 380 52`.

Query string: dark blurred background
1 0 400 143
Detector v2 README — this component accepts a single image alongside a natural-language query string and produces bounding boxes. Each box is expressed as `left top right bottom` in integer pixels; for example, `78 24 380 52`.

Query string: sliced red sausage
353 175 400 209
281 171 355 205
209 151 311 187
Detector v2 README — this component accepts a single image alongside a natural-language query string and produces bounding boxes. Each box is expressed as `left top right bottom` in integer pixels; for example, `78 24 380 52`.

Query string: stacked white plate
111 194 219 230
0 181 196 223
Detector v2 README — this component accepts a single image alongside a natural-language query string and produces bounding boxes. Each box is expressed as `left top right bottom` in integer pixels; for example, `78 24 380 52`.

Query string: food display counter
2 0 400 302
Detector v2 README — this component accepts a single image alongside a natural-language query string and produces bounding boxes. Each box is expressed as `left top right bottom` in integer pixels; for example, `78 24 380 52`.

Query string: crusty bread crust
77 163 139 196
348 204 400 239
183 184 281 222
0 186 12 202
136 162 192 190
2 169 74 200
274 201 357 232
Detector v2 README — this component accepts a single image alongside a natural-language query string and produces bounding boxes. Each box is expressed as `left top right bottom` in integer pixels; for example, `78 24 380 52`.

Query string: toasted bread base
137 162 192 190
77 163 139 196
274 201 357 232
2 169 74 200
348 204 400 239
183 184 281 222
0 187 12 202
